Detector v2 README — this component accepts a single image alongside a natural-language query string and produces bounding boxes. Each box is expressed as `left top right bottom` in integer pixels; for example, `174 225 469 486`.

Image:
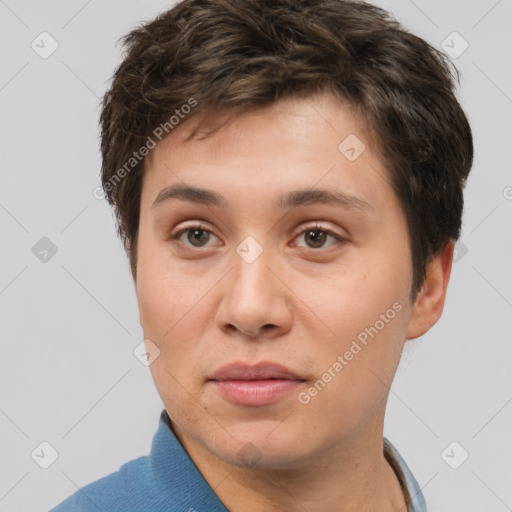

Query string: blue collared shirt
50 410 426 511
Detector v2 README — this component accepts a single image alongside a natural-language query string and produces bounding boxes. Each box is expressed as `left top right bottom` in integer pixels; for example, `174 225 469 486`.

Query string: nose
215 246 293 341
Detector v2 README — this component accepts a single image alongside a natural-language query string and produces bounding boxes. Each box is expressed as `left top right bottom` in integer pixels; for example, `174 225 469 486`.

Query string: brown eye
294 224 345 249
304 228 328 248
186 228 211 247
170 224 219 248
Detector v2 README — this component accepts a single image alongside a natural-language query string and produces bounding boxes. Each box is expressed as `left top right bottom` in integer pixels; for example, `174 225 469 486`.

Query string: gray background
1 0 511 510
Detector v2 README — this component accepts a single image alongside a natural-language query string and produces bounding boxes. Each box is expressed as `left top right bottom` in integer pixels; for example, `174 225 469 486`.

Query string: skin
135 92 454 511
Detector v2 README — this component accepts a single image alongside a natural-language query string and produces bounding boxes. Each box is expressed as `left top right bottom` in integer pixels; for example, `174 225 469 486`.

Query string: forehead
141 93 392 213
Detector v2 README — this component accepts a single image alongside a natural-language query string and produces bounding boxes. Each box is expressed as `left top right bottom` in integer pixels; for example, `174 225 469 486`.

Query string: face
135 92 421 470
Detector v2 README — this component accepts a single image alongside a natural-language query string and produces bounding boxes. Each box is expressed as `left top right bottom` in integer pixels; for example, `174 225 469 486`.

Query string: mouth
208 361 306 407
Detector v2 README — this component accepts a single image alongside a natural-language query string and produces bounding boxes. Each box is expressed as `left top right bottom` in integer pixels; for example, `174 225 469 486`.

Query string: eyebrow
151 184 373 212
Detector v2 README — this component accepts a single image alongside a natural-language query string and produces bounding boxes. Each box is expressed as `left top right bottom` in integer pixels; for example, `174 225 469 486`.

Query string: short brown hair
99 0 473 301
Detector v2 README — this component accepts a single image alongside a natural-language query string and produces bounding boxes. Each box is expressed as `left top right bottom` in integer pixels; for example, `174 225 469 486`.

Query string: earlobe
406 240 455 340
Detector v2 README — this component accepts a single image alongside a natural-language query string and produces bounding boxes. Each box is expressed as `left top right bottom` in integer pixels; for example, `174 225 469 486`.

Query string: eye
169 223 221 248
293 223 346 249
169 222 346 250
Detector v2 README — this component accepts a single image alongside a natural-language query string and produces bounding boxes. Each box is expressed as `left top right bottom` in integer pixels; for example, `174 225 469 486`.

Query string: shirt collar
384 438 427 512
149 409 229 511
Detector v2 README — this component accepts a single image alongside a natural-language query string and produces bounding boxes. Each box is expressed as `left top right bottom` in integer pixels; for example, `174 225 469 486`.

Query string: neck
171 421 408 512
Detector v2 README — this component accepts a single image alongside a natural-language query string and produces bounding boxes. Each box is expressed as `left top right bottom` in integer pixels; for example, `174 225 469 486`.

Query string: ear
406 240 455 340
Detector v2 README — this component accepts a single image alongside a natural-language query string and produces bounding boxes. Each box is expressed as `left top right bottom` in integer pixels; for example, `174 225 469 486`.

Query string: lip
208 361 306 407
209 361 303 381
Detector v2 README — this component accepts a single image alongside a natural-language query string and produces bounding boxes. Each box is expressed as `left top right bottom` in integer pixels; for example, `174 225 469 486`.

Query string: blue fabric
50 410 426 512
384 438 427 512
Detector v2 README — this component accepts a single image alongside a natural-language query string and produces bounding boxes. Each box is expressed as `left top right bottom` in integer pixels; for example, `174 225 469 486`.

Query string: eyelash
169 222 346 250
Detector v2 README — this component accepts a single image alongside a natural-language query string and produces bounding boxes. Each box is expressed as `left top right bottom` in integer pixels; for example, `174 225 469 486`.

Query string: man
50 0 473 510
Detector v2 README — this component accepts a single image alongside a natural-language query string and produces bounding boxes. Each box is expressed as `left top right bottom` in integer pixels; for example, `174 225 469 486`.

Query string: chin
203 421 313 470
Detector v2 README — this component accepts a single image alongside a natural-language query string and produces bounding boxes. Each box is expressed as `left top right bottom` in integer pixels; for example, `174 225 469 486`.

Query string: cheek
137 271 204 348
137 263 210 405
308 262 407 342
303 294 410 432
304 258 411 396
135 247 220 377
135 234 193 335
